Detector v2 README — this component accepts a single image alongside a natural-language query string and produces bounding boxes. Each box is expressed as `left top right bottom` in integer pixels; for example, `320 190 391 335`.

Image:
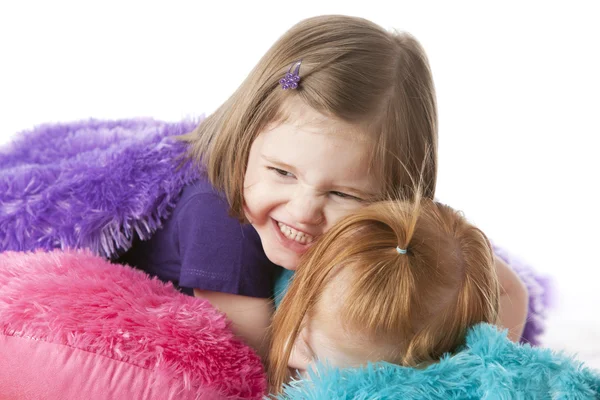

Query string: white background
1 1 599 367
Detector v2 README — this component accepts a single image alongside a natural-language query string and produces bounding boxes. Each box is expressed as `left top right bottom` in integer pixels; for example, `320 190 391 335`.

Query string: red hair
268 198 499 393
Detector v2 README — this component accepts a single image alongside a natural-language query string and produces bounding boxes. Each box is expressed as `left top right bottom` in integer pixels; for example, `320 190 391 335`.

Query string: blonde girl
120 15 526 358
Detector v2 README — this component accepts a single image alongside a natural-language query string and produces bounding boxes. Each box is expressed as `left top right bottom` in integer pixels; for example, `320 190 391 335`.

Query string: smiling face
243 102 379 270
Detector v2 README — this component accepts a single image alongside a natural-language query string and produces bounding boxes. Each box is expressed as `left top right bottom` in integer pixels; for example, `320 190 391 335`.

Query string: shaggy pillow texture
0 118 593 397
276 324 600 400
0 249 266 400
0 119 552 345
1 249 597 399
0 118 200 258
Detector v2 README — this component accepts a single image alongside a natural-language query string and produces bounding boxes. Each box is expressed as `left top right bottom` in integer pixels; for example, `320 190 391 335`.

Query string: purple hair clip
279 60 302 90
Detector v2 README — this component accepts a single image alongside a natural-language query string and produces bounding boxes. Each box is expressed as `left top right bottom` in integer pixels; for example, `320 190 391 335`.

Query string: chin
274 256 299 271
266 248 299 271
279 262 298 271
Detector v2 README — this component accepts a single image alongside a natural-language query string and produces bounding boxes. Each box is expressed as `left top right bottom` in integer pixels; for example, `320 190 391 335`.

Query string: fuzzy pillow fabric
0 249 266 399
277 324 600 399
1 119 553 346
0 118 200 258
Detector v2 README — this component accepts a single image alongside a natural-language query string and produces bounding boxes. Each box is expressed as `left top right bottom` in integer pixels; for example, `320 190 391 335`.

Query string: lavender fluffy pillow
0 249 266 400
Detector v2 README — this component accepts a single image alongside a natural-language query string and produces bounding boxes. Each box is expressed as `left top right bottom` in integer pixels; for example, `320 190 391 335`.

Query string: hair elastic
396 246 407 255
279 60 302 90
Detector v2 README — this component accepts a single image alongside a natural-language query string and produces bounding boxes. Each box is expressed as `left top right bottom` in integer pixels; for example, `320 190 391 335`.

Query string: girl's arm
495 256 529 342
194 289 273 360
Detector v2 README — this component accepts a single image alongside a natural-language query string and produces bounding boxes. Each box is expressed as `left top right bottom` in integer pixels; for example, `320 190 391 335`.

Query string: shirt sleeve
175 192 274 298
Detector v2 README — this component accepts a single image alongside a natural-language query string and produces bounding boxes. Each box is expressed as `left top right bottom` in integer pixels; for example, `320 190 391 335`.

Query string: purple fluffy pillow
0 249 266 399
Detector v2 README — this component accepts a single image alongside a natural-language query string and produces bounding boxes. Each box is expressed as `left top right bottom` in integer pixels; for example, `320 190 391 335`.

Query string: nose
285 188 324 226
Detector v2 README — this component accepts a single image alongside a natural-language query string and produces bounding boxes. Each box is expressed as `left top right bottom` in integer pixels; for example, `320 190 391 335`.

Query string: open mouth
276 221 315 244
272 219 316 254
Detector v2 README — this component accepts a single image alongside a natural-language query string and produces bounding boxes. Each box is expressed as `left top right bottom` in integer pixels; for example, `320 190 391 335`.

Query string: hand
495 256 529 342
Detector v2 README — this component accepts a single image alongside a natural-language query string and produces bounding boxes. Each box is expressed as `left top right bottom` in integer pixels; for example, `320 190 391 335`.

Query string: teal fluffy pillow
277 324 600 399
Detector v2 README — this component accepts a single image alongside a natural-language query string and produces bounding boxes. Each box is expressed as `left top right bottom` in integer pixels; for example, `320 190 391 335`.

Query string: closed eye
268 167 295 178
330 191 363 202
301 351 313 363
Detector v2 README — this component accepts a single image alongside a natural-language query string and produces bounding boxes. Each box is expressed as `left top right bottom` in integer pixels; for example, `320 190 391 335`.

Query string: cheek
287 348 310 372
242 166 260 195
243 166 268 208
242 192 266 226
243 180 271 213
323 202 368 231
244 176 291 212
242 175 268 224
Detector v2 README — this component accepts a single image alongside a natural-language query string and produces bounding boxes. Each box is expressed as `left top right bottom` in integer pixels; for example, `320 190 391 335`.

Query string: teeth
277 222 314 244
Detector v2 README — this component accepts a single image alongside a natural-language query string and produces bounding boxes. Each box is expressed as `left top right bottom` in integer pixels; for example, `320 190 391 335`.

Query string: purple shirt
118 177 278 298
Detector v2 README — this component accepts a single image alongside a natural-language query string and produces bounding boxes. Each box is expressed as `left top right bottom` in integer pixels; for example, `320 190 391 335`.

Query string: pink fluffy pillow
0 250 266 399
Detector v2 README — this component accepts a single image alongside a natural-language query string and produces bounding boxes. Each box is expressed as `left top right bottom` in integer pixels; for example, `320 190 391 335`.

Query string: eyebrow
261 154 297 174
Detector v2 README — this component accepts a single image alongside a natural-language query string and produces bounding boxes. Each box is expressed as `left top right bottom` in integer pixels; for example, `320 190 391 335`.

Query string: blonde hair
180 15 438 219
268 197 500 393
